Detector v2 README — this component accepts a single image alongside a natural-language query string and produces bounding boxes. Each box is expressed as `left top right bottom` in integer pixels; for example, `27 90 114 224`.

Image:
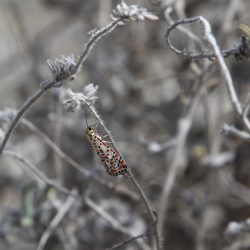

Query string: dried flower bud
56 54 76 70
47 54 77 83
111 1 159 25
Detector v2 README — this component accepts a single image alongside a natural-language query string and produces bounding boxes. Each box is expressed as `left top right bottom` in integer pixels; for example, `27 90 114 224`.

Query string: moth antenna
94 120 99 130
85 106 90 129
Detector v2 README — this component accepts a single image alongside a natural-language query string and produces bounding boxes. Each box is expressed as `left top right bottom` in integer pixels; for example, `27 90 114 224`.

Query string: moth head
86 127 94 135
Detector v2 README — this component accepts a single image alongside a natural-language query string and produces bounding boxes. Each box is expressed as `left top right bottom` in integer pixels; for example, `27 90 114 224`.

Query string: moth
86 127 128 176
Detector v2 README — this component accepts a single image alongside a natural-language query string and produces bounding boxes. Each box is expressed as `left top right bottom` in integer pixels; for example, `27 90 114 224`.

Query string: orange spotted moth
86 126 128 176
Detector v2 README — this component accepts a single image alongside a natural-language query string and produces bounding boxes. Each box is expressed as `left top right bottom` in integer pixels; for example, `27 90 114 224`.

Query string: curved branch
0 19 122 157
165 17 250 60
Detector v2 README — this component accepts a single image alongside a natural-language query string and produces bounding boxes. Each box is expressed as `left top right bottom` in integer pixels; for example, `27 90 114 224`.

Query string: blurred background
0 0 250 249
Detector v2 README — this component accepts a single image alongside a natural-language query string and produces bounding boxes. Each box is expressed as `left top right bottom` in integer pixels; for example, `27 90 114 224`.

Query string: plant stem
85 100 161 250
0 19 121 157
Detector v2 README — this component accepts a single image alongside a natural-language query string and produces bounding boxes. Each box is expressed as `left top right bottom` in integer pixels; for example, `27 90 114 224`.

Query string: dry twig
85 187 150 250
20 117 140 200
158 66 206 244
0 16 121 156
64 86 161 250
3 150 79 198
0 1 158 156
105 234 145 250
166 16 250 133
37 190 77 250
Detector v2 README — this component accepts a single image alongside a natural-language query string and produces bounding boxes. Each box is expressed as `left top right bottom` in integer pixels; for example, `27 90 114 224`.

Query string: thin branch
166 16 250 132
221 0 239 33
84 189 129 235
52 91 64 180
165 6 203 47
105 234 145 250
21 118 139 200
219 170 250 206
201 151 235 168
196 16 242 114
63 85 161 249
0 17 122 157
73 19 120 73
0 85 50 156
138 136 176 154
3 150 80 198
165 16 250 60
21 118 91 177
83 99 162 250
85 188 150 250
222 123 250 141
243 100 250 130
37 190 77 250
158 68 206 244
0 0 159 157
158 118 192 235
126 167 161 250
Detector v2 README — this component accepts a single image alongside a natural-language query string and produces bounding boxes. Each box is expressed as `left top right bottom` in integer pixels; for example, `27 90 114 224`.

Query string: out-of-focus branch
219 170 250 206
158 67 206 244
85 188 150 250
138 135 176 154
165 7 203 46
165 16 250 60
3 150 79 198
166 16 250 133
105 234 145 250
21 118 139 200
37 190 77 250
222 124 250 141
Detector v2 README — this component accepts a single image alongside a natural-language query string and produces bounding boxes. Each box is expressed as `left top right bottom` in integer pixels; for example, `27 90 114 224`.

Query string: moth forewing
86 127 128 176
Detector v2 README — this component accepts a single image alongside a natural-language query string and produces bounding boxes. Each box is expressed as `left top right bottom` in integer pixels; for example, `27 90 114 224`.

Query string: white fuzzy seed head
63 84 98 113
